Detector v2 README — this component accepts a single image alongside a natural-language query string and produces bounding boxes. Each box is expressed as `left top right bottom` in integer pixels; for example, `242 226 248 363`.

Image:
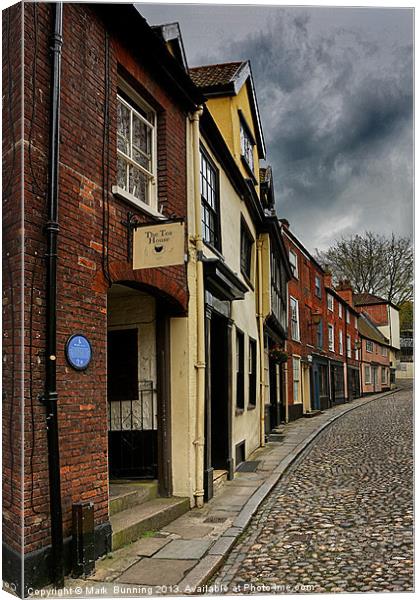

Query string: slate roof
358 312 389 345
354 293 389 306
189 61 245 88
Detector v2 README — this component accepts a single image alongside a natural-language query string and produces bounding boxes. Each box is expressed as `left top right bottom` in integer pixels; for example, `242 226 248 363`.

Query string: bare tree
315 232 413 305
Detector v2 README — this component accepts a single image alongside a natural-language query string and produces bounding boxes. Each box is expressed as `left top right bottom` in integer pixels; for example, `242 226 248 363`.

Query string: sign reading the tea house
133 220 185 270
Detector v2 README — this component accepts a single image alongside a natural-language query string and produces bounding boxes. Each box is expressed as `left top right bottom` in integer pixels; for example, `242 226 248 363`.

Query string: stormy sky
137 3 413 252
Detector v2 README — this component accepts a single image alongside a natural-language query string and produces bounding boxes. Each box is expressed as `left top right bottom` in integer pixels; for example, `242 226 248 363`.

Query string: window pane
133 114 150 154
117 156 127 190
117 101 130 145
129 165 148 203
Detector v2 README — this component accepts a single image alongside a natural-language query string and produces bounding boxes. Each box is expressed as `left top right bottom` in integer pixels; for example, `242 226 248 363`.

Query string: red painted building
281 223 361 419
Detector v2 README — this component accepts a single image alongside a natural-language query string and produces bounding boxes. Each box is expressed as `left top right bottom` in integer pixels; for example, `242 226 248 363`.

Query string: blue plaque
65 334 92 370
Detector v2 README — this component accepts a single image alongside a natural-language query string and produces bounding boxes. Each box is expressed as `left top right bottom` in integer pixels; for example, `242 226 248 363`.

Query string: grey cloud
225 9 413 250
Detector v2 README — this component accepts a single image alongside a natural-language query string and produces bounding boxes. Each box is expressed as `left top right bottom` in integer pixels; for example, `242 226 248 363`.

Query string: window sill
247 404 256 411
235 408 244 417
241 269 254 290
112 186 165 220
203 240 223 260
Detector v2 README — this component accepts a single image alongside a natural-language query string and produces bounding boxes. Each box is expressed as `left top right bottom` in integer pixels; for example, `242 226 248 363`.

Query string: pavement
41 385 410 597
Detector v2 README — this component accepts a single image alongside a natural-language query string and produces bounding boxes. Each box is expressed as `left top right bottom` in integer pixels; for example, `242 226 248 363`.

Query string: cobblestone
211 387 413 593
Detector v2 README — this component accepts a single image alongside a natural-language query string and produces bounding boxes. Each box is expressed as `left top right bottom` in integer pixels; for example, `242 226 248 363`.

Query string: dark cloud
138 4 413 251
222 9 413 250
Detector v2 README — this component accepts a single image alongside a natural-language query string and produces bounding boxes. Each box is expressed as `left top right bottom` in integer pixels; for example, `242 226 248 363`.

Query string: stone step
271 426 286 434
213 469 228 495
267 433 286 443
303 410 322 418
111 496 190 551
109 481 159 516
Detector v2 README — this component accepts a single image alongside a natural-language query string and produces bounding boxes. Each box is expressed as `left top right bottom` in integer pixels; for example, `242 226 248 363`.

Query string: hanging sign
133 220 185 270
65 334 92 371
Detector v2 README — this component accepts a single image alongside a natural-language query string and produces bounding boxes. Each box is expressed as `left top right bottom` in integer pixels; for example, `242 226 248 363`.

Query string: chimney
279 218 289 229
324 270 332 288
336 279 354 306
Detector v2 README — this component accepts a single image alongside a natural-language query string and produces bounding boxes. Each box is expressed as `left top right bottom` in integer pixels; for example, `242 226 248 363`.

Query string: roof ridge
189 60 245 71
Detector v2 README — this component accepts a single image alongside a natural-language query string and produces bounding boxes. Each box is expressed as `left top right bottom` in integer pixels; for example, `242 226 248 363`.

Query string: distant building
281 225 361 418
354 293 400 388
397 329 414 379
358 313 391 394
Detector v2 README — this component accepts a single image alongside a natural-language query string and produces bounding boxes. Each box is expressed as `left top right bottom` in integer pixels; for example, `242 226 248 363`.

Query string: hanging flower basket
269 346 288 363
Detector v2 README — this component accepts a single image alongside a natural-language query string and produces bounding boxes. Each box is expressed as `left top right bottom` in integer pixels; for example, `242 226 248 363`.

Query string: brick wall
283 230 361 408
283 233 325 407
357 303 388 327
361 339 390 393
3 2 24 556
16 2 190 556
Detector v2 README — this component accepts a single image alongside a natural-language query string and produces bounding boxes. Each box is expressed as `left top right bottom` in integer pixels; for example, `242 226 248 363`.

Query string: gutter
190 106 205 508
256 238 266 447
41 2 64 587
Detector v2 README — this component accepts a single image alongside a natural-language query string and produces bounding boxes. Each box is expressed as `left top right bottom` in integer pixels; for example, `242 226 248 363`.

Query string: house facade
189 62 290 498
282 224 361 417
331 280 361 403
358 313 391 394
354 293 400 388
397 329 414 379
3 2 204 591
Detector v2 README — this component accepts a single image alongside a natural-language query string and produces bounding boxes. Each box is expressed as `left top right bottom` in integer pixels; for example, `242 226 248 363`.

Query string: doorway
107 328 157 479
210 313 230 471
106 284 171 496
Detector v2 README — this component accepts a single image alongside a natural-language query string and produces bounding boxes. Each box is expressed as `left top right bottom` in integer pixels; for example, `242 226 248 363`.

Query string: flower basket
269 346 288 363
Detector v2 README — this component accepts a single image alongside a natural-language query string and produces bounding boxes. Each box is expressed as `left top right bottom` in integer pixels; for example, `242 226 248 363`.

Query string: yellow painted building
189 62 291 500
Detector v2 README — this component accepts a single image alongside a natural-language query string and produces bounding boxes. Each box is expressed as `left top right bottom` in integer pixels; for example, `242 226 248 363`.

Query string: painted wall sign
65 334 92 370
133 221 185 270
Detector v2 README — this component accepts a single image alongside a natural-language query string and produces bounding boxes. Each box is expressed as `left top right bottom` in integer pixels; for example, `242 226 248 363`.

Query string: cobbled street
211 384 413 593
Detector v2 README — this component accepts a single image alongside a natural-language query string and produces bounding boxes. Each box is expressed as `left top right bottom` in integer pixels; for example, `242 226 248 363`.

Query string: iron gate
108 380 158 479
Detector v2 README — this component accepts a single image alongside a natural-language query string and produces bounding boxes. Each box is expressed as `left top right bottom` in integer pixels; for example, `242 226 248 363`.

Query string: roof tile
189 61 244 88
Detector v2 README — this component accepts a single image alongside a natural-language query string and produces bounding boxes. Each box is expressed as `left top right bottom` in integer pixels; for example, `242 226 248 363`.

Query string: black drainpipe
42 1 64 587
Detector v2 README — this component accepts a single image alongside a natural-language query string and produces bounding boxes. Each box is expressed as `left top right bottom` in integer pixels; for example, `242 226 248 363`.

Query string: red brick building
281 223 361 419
328 279 361 403
358 312 391 394
3 3 202 592
354 293 400 387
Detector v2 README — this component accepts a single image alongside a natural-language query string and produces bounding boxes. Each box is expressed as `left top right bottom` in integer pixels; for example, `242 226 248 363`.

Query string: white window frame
289 250 298 279
315 275 322 298
292 356 301 404
381 367 387 384
290 296 300 342
240 119 255 174
327 293 334 312
328 324 334 352
366 340 374 353
365 365 371 384
346 334 351 358
346 308 350 324
338 303 343 319
113 83 160 217
338 330 343 355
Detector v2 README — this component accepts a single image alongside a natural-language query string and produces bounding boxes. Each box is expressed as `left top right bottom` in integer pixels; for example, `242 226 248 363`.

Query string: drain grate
236 460 260 473
204 516 228 523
